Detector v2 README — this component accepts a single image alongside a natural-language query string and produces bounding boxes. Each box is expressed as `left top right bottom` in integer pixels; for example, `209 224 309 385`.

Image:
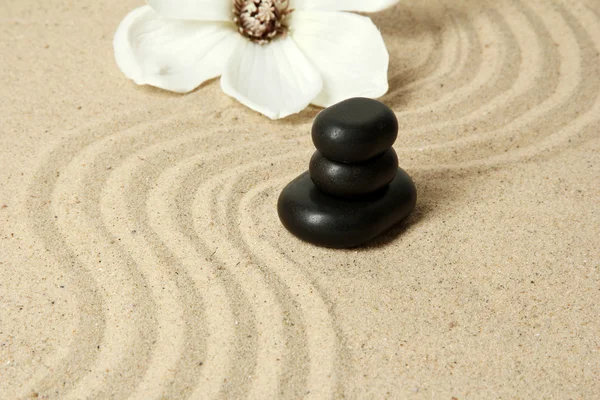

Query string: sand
1 0 599 398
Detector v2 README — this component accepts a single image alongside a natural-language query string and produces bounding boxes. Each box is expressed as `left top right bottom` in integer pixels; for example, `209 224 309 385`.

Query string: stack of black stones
278 98 417 248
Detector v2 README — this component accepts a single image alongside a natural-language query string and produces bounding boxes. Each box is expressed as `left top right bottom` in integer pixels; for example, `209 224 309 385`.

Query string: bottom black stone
277 169 417 248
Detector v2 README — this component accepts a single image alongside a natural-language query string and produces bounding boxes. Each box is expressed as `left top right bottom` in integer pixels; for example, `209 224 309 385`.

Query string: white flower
114 0 399 119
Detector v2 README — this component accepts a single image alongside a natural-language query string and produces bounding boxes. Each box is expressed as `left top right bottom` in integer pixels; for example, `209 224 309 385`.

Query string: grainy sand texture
1 0 599 398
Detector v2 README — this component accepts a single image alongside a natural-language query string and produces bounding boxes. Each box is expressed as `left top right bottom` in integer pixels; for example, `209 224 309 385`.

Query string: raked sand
1 0 599 398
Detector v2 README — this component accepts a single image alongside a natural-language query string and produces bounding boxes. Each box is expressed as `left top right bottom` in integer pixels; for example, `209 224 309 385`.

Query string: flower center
233 0 293 44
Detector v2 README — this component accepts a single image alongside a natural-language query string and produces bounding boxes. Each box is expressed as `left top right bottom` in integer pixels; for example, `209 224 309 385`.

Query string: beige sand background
1 0 599 398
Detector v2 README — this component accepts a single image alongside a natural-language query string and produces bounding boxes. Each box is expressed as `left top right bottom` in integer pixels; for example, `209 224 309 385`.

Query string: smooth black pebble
278 170 417 248
312 97 399 163
309 148 399 198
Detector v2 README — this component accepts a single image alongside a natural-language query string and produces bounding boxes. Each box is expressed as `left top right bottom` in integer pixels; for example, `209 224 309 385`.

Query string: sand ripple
10 0 600 398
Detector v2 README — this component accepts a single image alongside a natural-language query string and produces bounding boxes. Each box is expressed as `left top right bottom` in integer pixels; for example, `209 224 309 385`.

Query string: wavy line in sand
89 122 317 399
18 114 169 399
148 158 236 400
240 170 359 394
195 172 286 399
395 0 551 144
52 116 195 400
147 140 286 398
397 6 509 118
191 150 338 399
223 161 337 398
392 0 600 169
238 175 338 399
25 111 221 399
139 135 277 398
385 7 465 96
71 119 274 398
80 125 311 399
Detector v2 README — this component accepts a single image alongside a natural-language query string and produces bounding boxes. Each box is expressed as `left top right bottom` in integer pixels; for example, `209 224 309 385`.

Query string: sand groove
4 0 599 399
194 172 286 399
239 176 338 399
210 155 339 398
20 115 167 399
386 0 600 169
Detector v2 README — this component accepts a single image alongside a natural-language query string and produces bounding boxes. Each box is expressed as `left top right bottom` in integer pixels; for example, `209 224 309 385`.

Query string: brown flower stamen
233 0 293 45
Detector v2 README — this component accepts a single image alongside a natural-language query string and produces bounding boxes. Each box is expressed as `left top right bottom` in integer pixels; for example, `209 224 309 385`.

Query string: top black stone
311 97 399 163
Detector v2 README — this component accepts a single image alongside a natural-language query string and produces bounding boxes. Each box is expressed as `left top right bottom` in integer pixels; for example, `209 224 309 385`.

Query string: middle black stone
309 148 399 198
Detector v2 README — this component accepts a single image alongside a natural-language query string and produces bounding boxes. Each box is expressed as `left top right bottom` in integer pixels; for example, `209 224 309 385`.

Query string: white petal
290 11 389 107
293 0 399 13
147 0 232 21
220 37 323 119
114 6 240 93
